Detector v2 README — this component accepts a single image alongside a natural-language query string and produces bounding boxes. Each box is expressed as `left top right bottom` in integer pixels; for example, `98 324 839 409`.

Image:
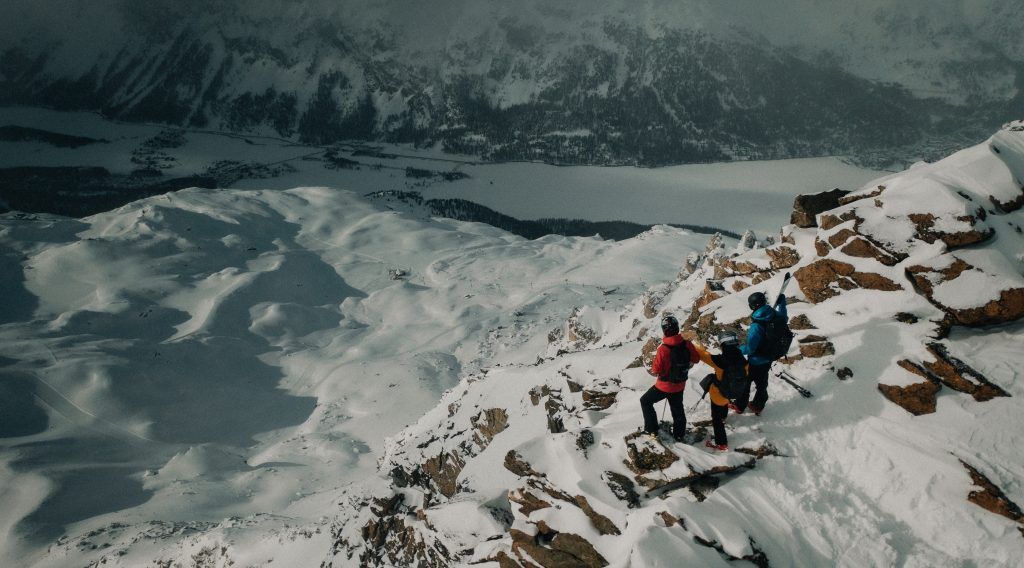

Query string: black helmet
748 291 767 311
660 314 680 336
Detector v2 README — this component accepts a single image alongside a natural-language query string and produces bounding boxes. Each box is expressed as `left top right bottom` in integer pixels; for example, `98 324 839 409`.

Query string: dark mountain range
1 0 1020 166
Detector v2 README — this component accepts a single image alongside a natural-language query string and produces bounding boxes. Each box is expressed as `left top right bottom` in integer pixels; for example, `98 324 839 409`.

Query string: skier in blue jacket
732 291 788 415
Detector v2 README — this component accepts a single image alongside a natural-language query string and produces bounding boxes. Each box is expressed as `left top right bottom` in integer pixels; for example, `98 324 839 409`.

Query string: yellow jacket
693 343 746 407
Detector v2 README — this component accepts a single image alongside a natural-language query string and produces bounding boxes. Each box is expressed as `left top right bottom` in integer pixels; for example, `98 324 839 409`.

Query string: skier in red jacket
641 315 699 440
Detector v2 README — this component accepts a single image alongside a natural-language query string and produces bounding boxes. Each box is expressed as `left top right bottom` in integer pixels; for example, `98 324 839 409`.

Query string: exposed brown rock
722 258 763 276
422 451 466 498
751 271 774 285
827 228 859 248
490 550 524 568
818 211 861 231
472 408 509 449
788 314 816 330
799 341 835 358
907 213 994 248
766 246 800 269
942 289 1024 327
840 236 906 266
877 381 940 415
639 337 660 367
732 280 751 292
509 529 609 568
894 312 919 324
545 394 567 434
838 185 886 205
624 432 679 474
566 308 600 345
989 190 1024 213
897 359 939 383
573 495 621 536
791 188 851 227
924 343 1009 401
907 261 1024 327
576 429 595 453
603 471 640 509
582 386 617 411
798 334 829 343
961 461 1024 525
509 489 552 516
505 450 545 478
814 238 832 257
358 494 453 567
694 283 725 309
794 259 902 303
641 291 662 319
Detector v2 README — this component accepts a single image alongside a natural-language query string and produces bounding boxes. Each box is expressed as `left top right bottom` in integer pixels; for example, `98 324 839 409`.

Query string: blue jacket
741 296 788 366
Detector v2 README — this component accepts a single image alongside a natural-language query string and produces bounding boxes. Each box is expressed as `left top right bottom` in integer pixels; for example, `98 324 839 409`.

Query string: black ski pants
711 402 728 446
734 363 771 412
640 385 686 438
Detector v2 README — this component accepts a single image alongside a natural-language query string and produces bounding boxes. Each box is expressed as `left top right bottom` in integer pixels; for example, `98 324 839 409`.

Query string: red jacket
651 334 699 393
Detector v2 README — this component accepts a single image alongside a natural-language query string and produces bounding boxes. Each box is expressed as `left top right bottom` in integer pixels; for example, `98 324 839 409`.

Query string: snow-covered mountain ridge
308 121 1024 567
3 120 1022 565
1 1 1021 166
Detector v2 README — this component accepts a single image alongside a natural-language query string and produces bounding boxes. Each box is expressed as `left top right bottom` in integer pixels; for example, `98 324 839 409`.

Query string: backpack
664 342 692 383
755 311 794 361
712 352 748 401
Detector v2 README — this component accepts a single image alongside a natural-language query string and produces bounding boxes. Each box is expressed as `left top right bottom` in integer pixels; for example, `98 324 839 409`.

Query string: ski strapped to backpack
664 342 692 383
755 272 794 360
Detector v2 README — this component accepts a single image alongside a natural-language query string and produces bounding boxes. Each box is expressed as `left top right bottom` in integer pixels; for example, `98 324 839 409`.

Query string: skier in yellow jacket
693 332 748 452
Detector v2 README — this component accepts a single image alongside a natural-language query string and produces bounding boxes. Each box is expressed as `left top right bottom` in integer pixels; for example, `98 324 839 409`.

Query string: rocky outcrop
877 380 940 416
422 452 466 498
960 461 1024 527
838 185 887 206
907 212 994 248
581 386 618 411
355 494 454 568
797 335 834 358
603 471 640 509
788 314 816 330
790 188 851 227
794 259 902 303
906 259 1024 327
509 528 609 568
624 432 679 474
505 451 545 479
472 408 509 449
920 343 1009 401
838 236 906 266
566 307 601 347
766 245 800 269
818 210 862 231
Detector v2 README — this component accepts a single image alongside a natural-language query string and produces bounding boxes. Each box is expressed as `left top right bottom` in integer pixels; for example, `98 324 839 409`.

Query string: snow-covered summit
2 124 1024 566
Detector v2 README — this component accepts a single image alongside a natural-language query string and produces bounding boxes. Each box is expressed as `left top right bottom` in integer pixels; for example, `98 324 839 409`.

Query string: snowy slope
0 183 711 565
